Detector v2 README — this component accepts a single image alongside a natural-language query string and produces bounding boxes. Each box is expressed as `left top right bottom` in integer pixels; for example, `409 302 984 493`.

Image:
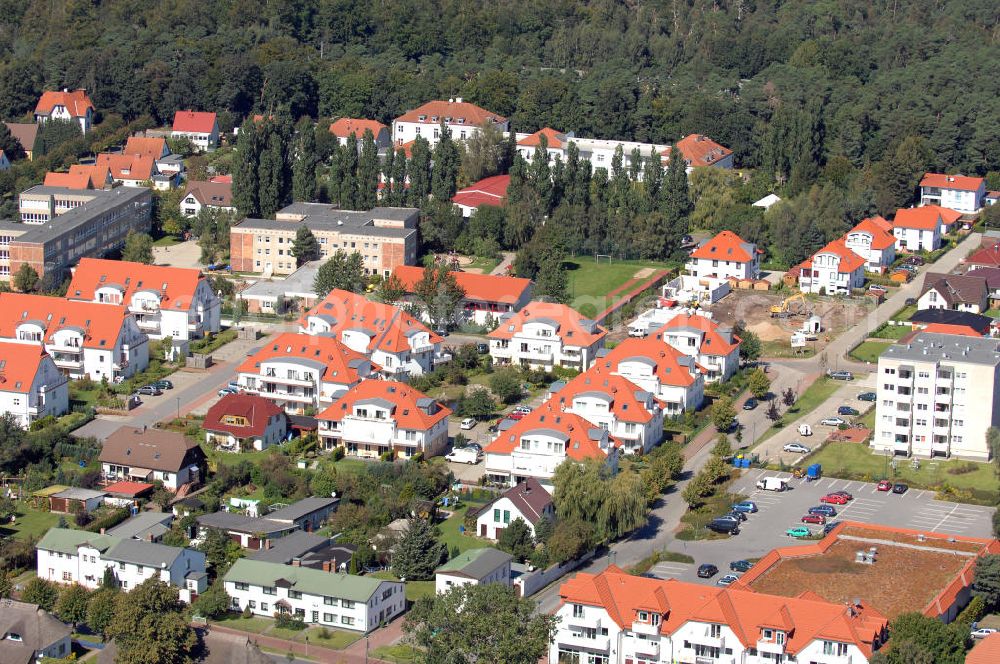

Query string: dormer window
6 632 22 642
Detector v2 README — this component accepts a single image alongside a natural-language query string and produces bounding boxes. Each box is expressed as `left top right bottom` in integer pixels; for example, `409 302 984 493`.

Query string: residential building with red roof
204 393 288 452
515 127 569 162
597 336 706 414
920 172 986 213
968 633 1000 664
798 238 867 295
659 313 741 382
67 258 221 342
473 478 554 541
298 289 445 376
329 118 391 150
892 205 963 252
669 133 735 169
545 363 664 455
686 230 761 281
392 97 508 148
484 401 619 487
844 216 897 273
41 164 110 191
391 265 533 326
488 302 607 372
0 341 68 428
180 180 235 217
965 241 1000 271
234 332 377 414
551 564 888 664
34 89 95 134
316 379 450 459
93 152 157 188
451 174 510 217
0 292 148 381
171 110 220 151
124 136 169 159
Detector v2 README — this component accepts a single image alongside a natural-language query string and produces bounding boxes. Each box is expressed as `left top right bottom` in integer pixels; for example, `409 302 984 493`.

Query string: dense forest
1 0 998 268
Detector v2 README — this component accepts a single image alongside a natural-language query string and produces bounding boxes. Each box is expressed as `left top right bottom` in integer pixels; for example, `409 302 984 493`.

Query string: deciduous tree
104 578 199 664
13 263 39 292
122 230 154 264
413 264 466 330
748 368 771 399
973 554 1000 611
313 250 365 296
22 577 59 611
498 517 535 562
709 396 736 432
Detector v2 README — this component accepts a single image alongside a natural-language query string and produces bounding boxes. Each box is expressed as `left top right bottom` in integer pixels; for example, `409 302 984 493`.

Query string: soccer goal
594 253 612 264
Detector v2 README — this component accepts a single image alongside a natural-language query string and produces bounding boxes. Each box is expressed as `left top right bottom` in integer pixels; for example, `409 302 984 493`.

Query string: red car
820 494 849 505
508 411 526 421
801 514 827 525
828 490 853 501
877 480 892 491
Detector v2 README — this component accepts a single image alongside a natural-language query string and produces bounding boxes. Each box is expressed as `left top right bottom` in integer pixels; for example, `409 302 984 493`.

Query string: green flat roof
224 559 393 602
37 528 121 555
33 485 69 497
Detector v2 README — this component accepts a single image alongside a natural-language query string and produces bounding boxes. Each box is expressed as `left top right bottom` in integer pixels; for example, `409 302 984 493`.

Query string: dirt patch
748 320 787 342
632 267 657 279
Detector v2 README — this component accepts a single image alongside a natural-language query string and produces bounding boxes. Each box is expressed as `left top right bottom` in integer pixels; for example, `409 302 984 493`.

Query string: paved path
209 624 394 663
489 252 516 276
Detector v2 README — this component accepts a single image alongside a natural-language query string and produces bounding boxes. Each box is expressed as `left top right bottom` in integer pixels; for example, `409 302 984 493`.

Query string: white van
756 477 790 491
445 447 480 465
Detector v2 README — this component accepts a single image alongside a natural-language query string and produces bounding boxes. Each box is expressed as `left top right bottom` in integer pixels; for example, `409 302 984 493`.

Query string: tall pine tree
431 124 460 201
408 137 432 205
357 129 380 209
389 146 408 206
291 119 317 202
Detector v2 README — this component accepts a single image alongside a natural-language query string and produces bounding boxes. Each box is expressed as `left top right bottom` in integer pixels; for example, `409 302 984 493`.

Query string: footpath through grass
212 614 361 649
755 376 842 445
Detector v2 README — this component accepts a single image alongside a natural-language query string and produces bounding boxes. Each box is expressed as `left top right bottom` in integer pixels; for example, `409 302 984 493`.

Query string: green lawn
211 615 360 649
188 328 238 355
761 339 817 359
463 255 500 274
871 323 913 339
985 308 1000 319
892 304 918 321
152 235 181 247
211 615 273 633
803 442 999 502
305 626 361 649
371 571 436 602
0 502 61 540
563 257 672 316
373 644 421 662
849 340 893 363
755 377 842 446
436 502 491 554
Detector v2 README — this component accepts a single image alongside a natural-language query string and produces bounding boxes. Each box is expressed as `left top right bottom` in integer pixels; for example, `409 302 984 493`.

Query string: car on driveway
820 416 846 426
475 343 489 354
786 527 813 538
905 255 925 266
820 493 849 505
152 379 173 390
136 385 162 396
801 514 827 525
732 501 758 514
823 522 840 535
971 628 998 639
877 479 892 491
892 482 909 494
717 574 740 587
809 505 837 517
743 398 758 410
697 564 719 578
783 442 811 454
857 392 876 402
460 417 477 430
730 560 753 573
837 406 859 416
218 386 238 397
828 370 853 381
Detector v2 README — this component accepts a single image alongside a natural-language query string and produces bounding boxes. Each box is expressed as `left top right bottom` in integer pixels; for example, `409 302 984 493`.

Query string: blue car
731 501 758 514
808 505 837 517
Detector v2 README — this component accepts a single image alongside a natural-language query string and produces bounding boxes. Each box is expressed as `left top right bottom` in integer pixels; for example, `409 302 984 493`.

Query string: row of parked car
705 499 759 535
134 379 173 396
696 558 755 587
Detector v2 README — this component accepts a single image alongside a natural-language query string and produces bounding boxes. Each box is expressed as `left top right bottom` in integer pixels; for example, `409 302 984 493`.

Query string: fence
514 548 597 597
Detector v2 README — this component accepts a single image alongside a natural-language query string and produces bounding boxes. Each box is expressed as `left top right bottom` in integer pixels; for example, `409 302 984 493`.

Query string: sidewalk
208 618 404 664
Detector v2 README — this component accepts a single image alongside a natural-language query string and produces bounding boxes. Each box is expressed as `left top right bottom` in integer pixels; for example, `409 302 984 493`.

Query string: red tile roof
299 290 442 355
671 134 733 167
893 205 962 230
0 342 52 394
236 332 374 382
172 110 218 134
35 90 94 118
810 238 866 274
967 633 1000 664
391 265 530 306
95 152 155 182
488 302 606 346
920 173 985 192
451 174 510 210
848 217 896 250
329 118 388 139
916 323 983 337
395 100 506 127
67 258 209 313
599 336 700 387
552 365 662 424
124 137 168 159
43 165 100 190
0 292 131 350
184 180 234 207
967 243 1000 268
204 393 287 439
102 481 154 497
486 401 617 459
316 379 450 430
690 230 757 263
660 313 740 357
517 127 567 149
210 174 232 184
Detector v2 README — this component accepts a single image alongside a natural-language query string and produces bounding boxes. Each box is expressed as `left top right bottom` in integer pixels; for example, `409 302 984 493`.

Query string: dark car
905 297 917 306
743 398 758 411
730 560 753 573
905 256 925 266
838 406 860 416
135 385 162 396
892 482 909 494
727 510 747 522
681 235 694 245
857 392 876 402
697 564 719 578
152 379 173 390
829 490 853 501
828 370 854 381
809 505 837 517
823 522 839 535
706 519 740 535
475 343 489 354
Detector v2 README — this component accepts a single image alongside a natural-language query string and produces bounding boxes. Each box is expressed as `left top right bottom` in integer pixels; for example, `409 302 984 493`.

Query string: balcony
411 342 435 353
684 261 699 273
261 389 314 403
136 317 162 331
262 373 315 387
631 621 660 637
629 637 659 657
51 354 83 369
521 348 553 362
557 632 610 651
756 639 786 655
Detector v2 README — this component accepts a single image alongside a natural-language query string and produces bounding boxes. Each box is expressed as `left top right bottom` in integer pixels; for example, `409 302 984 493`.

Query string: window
289 590 302 599
324 613 335 622
261 603 268 612
62 571 72 581
823 641 849 656
262 586 276 595
494 508 501 522
503 510 510 524
341 616 355 626
324 596 335 605
248 600 256 609
573 604 585 618
6 633 22 642
709 624 721 638
342 600 355 609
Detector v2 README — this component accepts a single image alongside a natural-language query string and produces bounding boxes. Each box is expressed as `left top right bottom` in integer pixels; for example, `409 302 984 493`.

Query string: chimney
291 558 300 567
455 97 463 104
100 528 106 535
322 561 332 572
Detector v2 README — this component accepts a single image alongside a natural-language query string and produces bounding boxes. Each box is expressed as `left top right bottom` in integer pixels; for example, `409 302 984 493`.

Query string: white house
659 313 740 383
34 89 94 134
599 336 706 415
797 238 867 295
0 292 149 381
235 332 376 414
203 393 289 452
0 600 72 663
391 265 534 327
99 427 206 492
488 302 607 372
224 559 405 632
475 477 554 541
843 216 897 273
920 173 986 214
451 174 511 217
484 402 619 488
298 289 446 377
0 342 68 428
171 110 220 151
36 528 207 601
686 230 761 281
892 206 962 252
392 98 509 148
434 547 512 595
316 379 451 459
551 565 888 664
180 180 235 217
918 273 989 314
67 258 221 341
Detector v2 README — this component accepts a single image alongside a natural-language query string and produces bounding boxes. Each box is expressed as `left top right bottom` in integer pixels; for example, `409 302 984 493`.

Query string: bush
274 612 307 631
946 461 980 476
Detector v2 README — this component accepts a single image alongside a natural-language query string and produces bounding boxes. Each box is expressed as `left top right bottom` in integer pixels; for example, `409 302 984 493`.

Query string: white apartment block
392 98 509 148
873 333 1000 461
224 559 405 633
0 343 69 428
659 314 740 383
797 239 866 295
686 231 761 281
488 303 607 372
599 337 706 415
843 216 896 273
920 173 986 214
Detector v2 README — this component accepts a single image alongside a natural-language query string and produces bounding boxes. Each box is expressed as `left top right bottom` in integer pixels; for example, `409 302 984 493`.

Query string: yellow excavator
770 292 809 318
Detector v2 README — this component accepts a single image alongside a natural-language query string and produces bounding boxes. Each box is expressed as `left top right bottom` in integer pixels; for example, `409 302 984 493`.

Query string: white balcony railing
557 633 610 652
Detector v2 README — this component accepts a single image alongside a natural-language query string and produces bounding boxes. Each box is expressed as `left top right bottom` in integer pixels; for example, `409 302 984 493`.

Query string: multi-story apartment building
392 98 509 148
797 238 866 295
659 313 740 383
231 204 419 277
316 380 451 459
0 292 148 381
67 258 221 341
298 290 445 376
488 302 607 372
484 401 619 488
919 173 986 214
547 365 664 455
36 528 207 601
34 89 94 134
597 336 706 415
0 342 68 428
550 565 887 664
873 332 1000 460
391 265 534 326
892 206 962 252
686 230 761 281
6 185 152 283
235 332 377 413
843 216 896 273
224 559 405 632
